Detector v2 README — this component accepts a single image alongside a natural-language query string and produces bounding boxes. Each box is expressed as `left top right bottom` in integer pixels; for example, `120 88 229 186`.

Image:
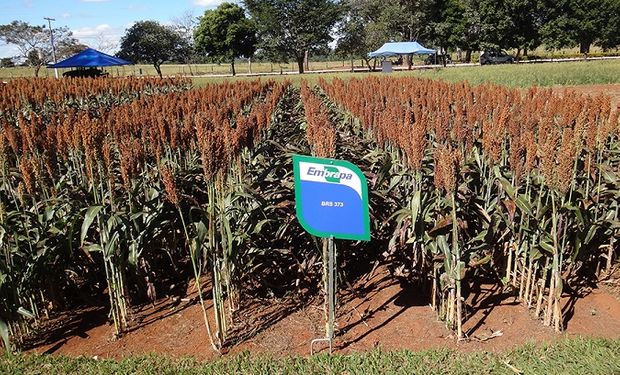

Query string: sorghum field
0 75 619 371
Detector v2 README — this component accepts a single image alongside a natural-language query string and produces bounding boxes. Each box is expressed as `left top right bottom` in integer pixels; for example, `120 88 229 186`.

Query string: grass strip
1 337 619 375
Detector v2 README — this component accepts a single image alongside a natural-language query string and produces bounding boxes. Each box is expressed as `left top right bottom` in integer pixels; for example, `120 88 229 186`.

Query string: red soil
29 265 620 360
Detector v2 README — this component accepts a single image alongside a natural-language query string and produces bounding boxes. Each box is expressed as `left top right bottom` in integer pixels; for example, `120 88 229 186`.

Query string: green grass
4 58 620 89
414 59 620 87
1 337 619 374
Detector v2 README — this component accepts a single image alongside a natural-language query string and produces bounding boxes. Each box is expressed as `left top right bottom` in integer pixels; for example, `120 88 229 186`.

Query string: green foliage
430 0 466 53
539 0 620 53
336 0 620 62
194 3 257 76
244 0 342 73
118 21 190 78
413 59 620 87
598 0 620 50
0 21 84 76
335 15 367 61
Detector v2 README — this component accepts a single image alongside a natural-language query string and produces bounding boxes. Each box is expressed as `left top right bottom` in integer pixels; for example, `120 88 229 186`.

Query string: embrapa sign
292 155 370 241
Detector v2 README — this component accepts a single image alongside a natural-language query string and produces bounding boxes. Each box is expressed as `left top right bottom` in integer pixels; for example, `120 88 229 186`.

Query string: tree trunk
579 41 591 57
296 55 305 74
34 64 41 77
304 50 309 72
364 58 372 71
154 63 163 78
231 59 236 76
465 50 472 63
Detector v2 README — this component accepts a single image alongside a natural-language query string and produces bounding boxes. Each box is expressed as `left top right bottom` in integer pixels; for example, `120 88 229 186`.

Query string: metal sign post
292 155 370 355
310 236 336 354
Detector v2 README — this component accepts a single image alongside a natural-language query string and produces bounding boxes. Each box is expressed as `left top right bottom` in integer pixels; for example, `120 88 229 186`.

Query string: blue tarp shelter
369 42 435 58
47 48 131 68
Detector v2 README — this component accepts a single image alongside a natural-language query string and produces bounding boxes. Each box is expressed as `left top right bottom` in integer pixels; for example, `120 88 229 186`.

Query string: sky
0 0 229 58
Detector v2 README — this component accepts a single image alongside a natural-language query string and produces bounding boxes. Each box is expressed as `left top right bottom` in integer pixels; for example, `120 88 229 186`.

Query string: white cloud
0 44 21 59
72 24 125 54
192 0 226 7
73 24 113 39
61 12 71 18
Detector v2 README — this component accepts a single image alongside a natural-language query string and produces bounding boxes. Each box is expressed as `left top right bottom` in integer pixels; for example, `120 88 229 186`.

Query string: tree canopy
117 21 189 78
7 0 620 78
335 0 620 63
244 0 342 73
194 3 256 76
0 20 85 76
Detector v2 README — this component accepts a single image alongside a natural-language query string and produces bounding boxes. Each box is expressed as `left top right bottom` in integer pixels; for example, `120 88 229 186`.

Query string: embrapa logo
307 166 353 183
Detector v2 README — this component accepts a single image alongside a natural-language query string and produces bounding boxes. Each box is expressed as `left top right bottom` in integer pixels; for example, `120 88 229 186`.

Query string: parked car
62 67 109 78
479 50 514 65
424 54 452 65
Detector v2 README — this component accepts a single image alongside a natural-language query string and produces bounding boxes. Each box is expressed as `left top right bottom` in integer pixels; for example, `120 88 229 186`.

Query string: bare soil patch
28 266 620 360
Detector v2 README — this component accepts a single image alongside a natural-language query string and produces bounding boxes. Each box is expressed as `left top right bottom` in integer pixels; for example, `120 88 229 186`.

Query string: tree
455 0 482 62
335 0 402 71
539 0 620 54
171 9 204 66
336 14 370 70
430 0 466 64
505 0 543 56
244 0 342 73
597 0 620 51
95 32 118 54
172 9 199 44
476 0 515 50
194 3 256 76
117 21 189 78
0 20 83 76
398 0 436 42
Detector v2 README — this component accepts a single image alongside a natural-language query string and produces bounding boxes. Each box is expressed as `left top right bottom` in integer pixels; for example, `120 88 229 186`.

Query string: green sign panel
292 155 370 241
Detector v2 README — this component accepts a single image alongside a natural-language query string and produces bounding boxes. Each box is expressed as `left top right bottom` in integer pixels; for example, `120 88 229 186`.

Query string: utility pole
44 17 58 78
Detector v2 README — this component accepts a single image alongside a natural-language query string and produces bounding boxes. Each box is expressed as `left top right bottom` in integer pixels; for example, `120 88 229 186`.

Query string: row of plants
1 74 618 355
0 77 191 123
0 78 289 352
319 76 619 338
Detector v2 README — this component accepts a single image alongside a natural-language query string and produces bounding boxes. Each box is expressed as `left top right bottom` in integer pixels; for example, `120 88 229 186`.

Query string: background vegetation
2 0 620 76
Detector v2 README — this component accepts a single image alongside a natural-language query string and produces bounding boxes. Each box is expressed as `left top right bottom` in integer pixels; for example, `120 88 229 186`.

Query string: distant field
414 59 620 87
3 58 620 90
0 60 355 79
191 59 620 89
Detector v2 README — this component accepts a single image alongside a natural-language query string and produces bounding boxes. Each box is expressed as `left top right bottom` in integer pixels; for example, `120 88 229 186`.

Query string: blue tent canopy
47 48 131 68
369 42 435 58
